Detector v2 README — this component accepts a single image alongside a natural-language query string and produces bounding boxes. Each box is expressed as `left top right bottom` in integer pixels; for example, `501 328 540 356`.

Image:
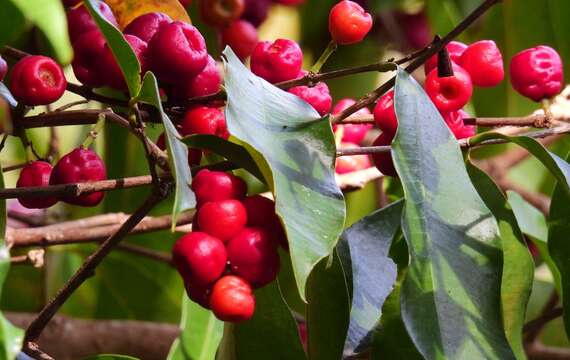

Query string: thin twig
525 291 560 345
115 243 173 266
334 114 554 126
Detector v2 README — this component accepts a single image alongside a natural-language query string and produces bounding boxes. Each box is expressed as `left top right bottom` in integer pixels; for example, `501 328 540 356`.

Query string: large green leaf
167 296 223 360
222 47 346 300
466 163 534 360
392 68 514 359
337 200 402 356
138 73 195 225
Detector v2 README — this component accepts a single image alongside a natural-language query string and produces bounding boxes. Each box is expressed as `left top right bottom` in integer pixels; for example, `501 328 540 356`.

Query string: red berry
328 0 373 45
50 147 107 206
241 195 275 227
509 45 563 102
62 0 82 7
332 98 372 144
424 65 473 113
191 169 247 204
98 34 148 90
198 200 248 241
210 275 255 322
179 0 192 7
148 21 208 83
10 56 67 106
396 11 432 50
424 41 467 75
221 20 259 60
251 39 303 83
0 55 7 81
67 1 118 42
16 161 58 209
459 40 504 87
335 142 371 174
172 232 228 286
443 110 476 140
371 133 397 177
200 0 245 27
373 90 398 137
71 30 106 87
274 0 305 5
184 281 212 309
288 82 332 116
124 12 172 43
227 227 280 287
157 133 202 167
180 106 228 138
241 0 270 27
173 56 222 99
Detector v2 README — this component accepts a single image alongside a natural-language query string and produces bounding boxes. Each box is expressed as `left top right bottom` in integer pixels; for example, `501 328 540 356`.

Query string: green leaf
466 163 534 360
392 67 515 359
337 200 403 356
167 296 223 360
5 0 72 63
222 47 346 301
84 0 141 96
139 73 195 225
83 355 140 360
233 282 305 359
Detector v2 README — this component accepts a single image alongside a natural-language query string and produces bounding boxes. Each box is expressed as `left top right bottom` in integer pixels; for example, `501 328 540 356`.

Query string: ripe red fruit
371 133 397 177
335 142 371 174
424 41 467 75
192 169 247 204
148 21 208 83
332 98 372 144
241 0 270 27
181 106 228 139
98 34 148 90
200 0 245 27
274 0 305 5
0 55 7 81
328 0 373 45
50 147 107 206
221 20 259 60
184 282 212 309
197 200 248 241
288 82 332 116
241 195 276 227
174 56 221 99
67 1 118 42
156 133 202 167
72 30 106 87
509 45 564 102
62 0 82 7
443 110 476 140
459 40 504 87
373 90 398 137
251 39 303 83
424 65 473 113
395 11 432 50
210 275 255 322
227 227 280 287
124 12 172 43
16 161 58 209
10 56 67 106
172 232 228 286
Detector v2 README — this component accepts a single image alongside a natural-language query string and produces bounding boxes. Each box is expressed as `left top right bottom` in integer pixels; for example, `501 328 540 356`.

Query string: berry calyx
221 20 259 60
424 65 473 113
288 82 332 116
173 56 222 99
172 232 228 286
424 41 467 75
371 133 397 177
509 45 564 102
16 161 58 209
459 40 504 87
332 98 372 144
180 106 228 139
98 34 148 90
124 12 172 43
0 55 7 81
335 142 372 174
200 0 245 27
210 275 255 322
197 200 248 241
191 169 247 205
373 90 398 137
251 39 303 83
67 1 118 42
9 56 67 106
328 0 373 45
71 30 107 87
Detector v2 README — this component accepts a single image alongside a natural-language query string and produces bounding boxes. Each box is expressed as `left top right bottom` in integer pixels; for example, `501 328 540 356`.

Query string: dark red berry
72 30 106 87
173 56 221 99
251 39 303 83
172 232 228 286
200 0 245 27
424 41 467 75
241 195 275 227
443 110 476 140
10 56 67 106
98 34 148 90
67 1 118 42
210 275 255 322
274 0 305 5
288 82 332 116
459 40 504 87
157 133 202 167
179 0 192 7
335 142 371 174
124 12 172 43
424 65 473 113
510 45 563 102
16 161 58 209
221 20 259 60
62 0 82 7
395 11 432 50
332 98 372 144
191 169 247 205
241 0 271 27
0 55 7 81
373 90 398 137
371 133 397 177
328 0 373 45
50 147 107 206
184 281 212 309
180 106 228 139
197 199 248 241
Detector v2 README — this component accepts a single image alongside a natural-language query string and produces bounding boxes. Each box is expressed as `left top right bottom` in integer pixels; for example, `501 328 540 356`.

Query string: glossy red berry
371 133 397 177
424 41 467 75
251 39 303 83
148 21 208 83
221 20 259 60
172 232 228 286
124 12 172 43
16 161 58 209
200 0 245 27
510 46 563 102
335 142 371 174
174 56 221 99
184 281 212 309
227 227 280 287
10 56 67 106
328 0 373 45
98 34 148 90
424 65 473 113
180 106 228 139
210 275 255 322
67 1 118 42
459 40 504 87
198 200 248 241
241 195 276 227
192 169 247 205
373 90 398 137
72 30 106 87
332 98 372 144
288 82 332 116
443 110 476 140
50 147 107 206
241 0 270 27
0 55 7 81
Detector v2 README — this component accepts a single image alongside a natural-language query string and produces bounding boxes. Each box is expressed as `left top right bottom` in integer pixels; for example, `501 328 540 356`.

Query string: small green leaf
222 47 346 301
392 68 514 359
84 0 141 96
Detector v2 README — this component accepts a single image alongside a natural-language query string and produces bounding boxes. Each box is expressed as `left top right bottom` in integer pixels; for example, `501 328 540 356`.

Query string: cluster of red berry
172 169 285 322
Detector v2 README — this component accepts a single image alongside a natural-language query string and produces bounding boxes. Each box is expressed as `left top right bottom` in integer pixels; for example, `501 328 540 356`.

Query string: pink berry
16 161 58 209
180 106 228 139
124 12 172 43
197 199 248 241
9 56 67 106
424 65 473 113
288 82 332 116
173 56 222 99
328 0 373 45
332 98 372 144
443 110 476 140
373 90 398 137
424 41 467 75
274 0 305 5
459 40 504 87
72 30 106 87
335 142 371 174
221 20 259 60
241 0 270 27
191 169 247 205
251 39 303 83
371 133 397 177
67 1 118 42
98 34 148 90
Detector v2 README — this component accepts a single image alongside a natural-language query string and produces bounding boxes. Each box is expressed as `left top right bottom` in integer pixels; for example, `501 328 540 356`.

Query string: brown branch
524 307 563 335
526 342 570 360
3 162 29 172
497 177 551 215
116 243 173 266
334 114 556 126
525 291 560 345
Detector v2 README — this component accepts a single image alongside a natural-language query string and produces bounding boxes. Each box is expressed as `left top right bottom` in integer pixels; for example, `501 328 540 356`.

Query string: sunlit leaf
105 0 191 29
